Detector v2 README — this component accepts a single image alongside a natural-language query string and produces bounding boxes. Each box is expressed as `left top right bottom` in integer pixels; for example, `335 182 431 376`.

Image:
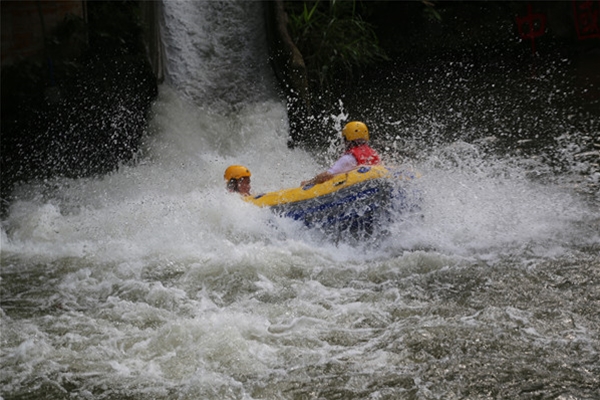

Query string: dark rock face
1 1 158 214
264 0 311 147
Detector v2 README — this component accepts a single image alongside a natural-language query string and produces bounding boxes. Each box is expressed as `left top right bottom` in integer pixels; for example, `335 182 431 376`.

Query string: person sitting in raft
224 165 252 196
301 121 381 187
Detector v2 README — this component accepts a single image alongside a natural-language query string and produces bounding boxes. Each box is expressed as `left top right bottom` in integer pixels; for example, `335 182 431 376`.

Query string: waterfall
156 0 279 110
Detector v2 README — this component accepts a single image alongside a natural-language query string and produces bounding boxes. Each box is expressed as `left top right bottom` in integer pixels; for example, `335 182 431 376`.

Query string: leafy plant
286 1 388 90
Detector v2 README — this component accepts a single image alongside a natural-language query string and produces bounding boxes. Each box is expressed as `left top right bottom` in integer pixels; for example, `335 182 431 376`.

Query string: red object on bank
516 4 547 54
572 0 600 39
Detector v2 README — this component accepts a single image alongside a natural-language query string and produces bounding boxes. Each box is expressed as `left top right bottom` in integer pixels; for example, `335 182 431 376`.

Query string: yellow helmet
342 121 369 141
224 165 251 181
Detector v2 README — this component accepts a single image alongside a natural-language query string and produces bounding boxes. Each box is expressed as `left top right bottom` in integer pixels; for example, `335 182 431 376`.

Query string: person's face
237 176 251 195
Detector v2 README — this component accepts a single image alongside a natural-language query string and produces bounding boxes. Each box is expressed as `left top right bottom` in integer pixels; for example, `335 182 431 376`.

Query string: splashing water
2 1 599 399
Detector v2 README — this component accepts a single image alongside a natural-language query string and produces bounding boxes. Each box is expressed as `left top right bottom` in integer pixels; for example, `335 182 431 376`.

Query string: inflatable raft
245 165 421 235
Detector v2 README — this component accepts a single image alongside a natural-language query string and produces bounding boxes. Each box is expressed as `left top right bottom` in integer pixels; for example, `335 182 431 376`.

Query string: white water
2 1 599 399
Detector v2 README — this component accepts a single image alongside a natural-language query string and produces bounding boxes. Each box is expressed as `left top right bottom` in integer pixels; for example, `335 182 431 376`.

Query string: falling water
1 1 599 399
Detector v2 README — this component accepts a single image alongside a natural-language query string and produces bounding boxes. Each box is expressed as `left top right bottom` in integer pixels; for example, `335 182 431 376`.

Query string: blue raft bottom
271 173 422 239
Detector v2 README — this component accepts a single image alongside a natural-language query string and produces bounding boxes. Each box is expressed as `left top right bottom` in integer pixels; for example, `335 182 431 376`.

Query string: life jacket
347 143 380 166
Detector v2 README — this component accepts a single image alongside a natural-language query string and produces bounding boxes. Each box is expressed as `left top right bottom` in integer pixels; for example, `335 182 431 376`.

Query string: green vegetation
285 0 388 91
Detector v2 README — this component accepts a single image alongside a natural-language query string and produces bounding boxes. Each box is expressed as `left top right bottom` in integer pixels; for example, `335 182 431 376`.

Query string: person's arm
301 155 357 186
301 171 334 187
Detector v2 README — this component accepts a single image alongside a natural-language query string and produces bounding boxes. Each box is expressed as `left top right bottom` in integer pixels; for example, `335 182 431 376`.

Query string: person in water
224 165 252 196
301 121 381 186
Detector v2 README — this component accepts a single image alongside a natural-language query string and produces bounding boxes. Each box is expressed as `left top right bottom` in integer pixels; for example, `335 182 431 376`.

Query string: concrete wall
1 0 85 66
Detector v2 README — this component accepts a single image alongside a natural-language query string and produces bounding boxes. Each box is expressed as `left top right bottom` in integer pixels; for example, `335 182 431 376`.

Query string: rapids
1 1 599 399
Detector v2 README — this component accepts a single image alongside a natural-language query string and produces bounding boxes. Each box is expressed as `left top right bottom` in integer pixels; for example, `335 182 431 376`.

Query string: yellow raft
245 165 421 233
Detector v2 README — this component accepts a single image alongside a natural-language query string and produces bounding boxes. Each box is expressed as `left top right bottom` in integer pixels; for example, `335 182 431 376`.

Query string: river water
1 2 599 399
